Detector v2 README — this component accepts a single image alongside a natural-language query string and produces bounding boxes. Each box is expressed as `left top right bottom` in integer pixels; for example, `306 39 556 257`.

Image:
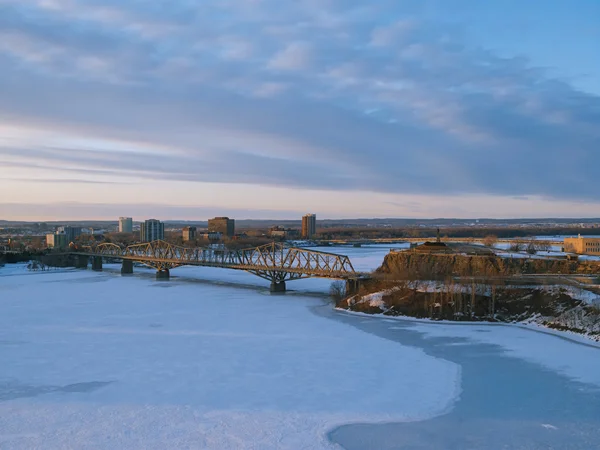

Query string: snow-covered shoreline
336 307 600 348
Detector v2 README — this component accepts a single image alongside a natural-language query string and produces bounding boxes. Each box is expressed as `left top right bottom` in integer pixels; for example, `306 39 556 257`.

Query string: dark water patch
42 275 110 284
312 307 600 450
0 340 29 346
0 380 113 401
58 381 113 393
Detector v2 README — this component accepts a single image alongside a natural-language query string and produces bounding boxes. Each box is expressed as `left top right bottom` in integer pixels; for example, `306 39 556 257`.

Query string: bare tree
483 235 498 248
510 239 526 252
526 239 539 255
537 241 552 252
489 283 496 320
329 281 346 303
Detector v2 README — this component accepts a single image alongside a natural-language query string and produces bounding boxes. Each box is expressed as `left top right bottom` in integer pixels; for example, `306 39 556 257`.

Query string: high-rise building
301 214 316 239
208 217 235 237
46 233 68 249
118 217 133 233
182 226 197 242
56 226 81 244
140 219 164 242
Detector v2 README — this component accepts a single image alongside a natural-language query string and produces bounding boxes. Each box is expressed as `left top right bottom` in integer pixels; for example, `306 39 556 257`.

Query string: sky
0 0 599 221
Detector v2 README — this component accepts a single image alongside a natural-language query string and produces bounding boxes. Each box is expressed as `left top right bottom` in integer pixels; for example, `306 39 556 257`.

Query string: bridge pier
92 256 103 272
345 278 364 296
156 269 170 280
75 255 88 269
121 260 133 275
270 281 286 293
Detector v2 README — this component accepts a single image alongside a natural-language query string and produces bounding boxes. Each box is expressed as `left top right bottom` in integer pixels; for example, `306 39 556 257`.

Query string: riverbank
339 284 600 343
339 249 600 342
336 307 600 348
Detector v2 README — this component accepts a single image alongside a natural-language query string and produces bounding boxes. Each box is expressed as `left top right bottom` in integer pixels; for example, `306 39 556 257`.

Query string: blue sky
0 0 599 220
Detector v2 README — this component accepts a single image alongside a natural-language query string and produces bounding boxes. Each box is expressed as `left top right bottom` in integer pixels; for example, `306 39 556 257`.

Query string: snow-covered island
339 247 600 343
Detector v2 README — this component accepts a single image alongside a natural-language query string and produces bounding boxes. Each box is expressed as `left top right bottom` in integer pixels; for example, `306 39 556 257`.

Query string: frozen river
1 244 600 449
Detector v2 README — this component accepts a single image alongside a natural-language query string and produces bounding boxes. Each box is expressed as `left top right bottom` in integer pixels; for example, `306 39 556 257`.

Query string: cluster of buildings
267 214 317 240
121 217 237 243
181 217 236 242
46 226 82 249
44 214 319 249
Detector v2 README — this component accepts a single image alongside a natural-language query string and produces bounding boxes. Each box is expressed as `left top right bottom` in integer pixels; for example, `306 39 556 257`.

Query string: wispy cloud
3 178 128 185
0 0 599 214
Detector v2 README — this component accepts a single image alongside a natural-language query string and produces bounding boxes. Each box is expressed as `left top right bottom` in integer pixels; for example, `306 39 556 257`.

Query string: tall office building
118 217 133 233
182 226 197 242
301 214 316 239
140 219 164 242
56 226 82 244
208 217 235 237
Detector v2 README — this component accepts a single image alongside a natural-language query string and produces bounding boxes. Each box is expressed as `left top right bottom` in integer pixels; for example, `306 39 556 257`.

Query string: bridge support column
345 279 363 296
121 260 133 275
270 280 286 293
92 256 103 272
75 255 88 269
156 269 170 280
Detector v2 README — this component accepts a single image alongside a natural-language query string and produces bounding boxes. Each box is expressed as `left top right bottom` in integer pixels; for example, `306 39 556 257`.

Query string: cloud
0 0 599 210
0 202 305 221
268 42 313 71
3 178 128 185
370 19 416 47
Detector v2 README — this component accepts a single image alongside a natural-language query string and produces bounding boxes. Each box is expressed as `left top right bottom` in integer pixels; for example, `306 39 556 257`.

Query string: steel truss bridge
74 240 366 291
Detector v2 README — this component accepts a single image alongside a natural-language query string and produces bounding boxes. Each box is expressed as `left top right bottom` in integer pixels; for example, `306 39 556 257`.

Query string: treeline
0 250 47 264
316 226 599 240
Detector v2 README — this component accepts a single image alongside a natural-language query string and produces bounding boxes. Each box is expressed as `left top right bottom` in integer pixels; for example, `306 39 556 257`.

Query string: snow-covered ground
3 243 600 449
0 260 459 449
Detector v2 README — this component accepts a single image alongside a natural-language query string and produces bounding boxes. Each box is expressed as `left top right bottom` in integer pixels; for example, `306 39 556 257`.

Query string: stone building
563 236 600 255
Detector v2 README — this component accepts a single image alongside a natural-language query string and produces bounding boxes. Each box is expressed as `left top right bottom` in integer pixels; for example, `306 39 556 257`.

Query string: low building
46 233 68 249
208 217 235 237
199 232 222 241
269 226 299 239
140 219 164 242
563 236 600 255
182 226 197 242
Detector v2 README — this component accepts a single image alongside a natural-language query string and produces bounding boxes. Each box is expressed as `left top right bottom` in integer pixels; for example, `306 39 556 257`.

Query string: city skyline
1 1 599 220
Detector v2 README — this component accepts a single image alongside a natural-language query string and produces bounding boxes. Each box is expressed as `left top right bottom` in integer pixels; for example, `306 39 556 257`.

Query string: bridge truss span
76 241 364 286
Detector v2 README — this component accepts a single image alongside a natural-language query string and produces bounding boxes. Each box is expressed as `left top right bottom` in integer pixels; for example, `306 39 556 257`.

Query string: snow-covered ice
0 264 460 449
408 322 600 387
